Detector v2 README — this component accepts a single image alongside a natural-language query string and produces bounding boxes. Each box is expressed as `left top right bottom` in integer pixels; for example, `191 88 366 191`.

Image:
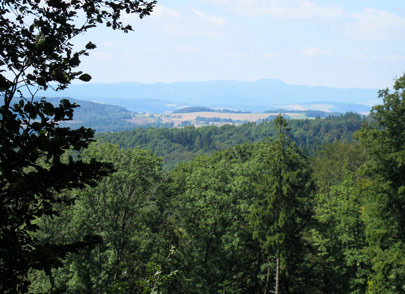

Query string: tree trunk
254 244 262 294
46 268 55 294
275 251 280 294
264 256 271 294
98 245 102 294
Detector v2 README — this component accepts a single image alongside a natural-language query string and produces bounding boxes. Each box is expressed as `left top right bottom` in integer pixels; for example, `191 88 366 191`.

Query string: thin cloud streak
191 8 226 26
199 0 343 20
300 47 329 57
343 8 405 41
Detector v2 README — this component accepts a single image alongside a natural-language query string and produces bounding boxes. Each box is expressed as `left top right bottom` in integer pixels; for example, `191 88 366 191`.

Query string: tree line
99 112 365 169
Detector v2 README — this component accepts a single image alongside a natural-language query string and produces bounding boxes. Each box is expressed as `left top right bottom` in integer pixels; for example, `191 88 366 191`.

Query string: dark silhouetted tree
0 1 155 292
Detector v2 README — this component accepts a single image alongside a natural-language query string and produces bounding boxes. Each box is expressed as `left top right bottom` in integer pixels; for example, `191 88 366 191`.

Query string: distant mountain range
36 79 379 113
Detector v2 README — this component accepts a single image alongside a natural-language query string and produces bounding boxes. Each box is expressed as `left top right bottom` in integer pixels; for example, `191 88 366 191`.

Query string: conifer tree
250 115 314 294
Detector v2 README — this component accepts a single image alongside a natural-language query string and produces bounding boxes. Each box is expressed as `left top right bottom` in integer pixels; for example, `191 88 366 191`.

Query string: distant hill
173 106 214 113
47 97 133 119
42 97 139 132
74 97 179 113
35 79 378 113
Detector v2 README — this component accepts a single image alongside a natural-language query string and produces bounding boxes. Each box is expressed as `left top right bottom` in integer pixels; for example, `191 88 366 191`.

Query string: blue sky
76 0 405 88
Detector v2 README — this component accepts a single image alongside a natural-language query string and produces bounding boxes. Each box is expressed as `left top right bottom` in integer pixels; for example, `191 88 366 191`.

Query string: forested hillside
27 75 405 293
98 112 365 169
47 97 138 132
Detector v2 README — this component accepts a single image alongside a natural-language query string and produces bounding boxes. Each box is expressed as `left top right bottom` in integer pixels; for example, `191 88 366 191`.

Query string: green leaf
85 42 97 50
79 73 92 82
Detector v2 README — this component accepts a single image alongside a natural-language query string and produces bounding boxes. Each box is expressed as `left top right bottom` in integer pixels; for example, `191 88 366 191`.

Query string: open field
127 116 155 125
125 111 310 127
162 112 271 127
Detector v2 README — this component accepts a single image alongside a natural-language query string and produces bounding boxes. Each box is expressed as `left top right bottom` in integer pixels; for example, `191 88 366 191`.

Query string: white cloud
100 41 115 49
354 53 367 60
223 51 250 58
178 46 198 53
191 8 226 26
198 0 343 20
130 5 226 39
92 52 113 61
354 53 405 62
300 46 328 57
263 1 343 20
151 5 182 19
344 9 405 41
384 54 405 62
262 52 277 60
122 5 181 22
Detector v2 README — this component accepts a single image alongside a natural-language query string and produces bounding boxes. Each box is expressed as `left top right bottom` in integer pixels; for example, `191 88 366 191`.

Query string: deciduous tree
0 1 155 292
356 74 405 293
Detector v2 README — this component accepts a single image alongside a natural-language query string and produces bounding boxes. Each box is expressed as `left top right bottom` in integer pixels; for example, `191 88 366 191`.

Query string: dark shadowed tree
0 1 155 292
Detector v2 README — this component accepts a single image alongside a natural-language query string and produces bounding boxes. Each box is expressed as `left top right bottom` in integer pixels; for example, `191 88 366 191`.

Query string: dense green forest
98 112 365 169
26 75 405 293
1 1 405 293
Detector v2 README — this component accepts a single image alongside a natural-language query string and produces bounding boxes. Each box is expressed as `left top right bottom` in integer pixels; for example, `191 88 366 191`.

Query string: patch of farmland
127 117 155 125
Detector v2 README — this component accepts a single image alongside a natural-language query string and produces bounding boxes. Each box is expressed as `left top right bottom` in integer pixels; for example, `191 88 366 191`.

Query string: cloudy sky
76 0 405 88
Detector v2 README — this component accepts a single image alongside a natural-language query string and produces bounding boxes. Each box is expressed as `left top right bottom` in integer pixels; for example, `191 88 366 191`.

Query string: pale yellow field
169 112 270 120
126 112 310 127
127 117 155 125
156 112 308 127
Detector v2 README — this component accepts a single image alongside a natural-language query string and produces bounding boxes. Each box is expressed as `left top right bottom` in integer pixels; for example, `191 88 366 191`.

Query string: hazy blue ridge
35 79 378 111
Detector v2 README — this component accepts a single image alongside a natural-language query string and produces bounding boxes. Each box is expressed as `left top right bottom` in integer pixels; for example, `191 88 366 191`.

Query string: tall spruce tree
250 115 314 294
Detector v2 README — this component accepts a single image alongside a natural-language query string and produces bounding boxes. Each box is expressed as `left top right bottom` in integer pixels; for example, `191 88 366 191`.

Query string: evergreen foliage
249 115 315 294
